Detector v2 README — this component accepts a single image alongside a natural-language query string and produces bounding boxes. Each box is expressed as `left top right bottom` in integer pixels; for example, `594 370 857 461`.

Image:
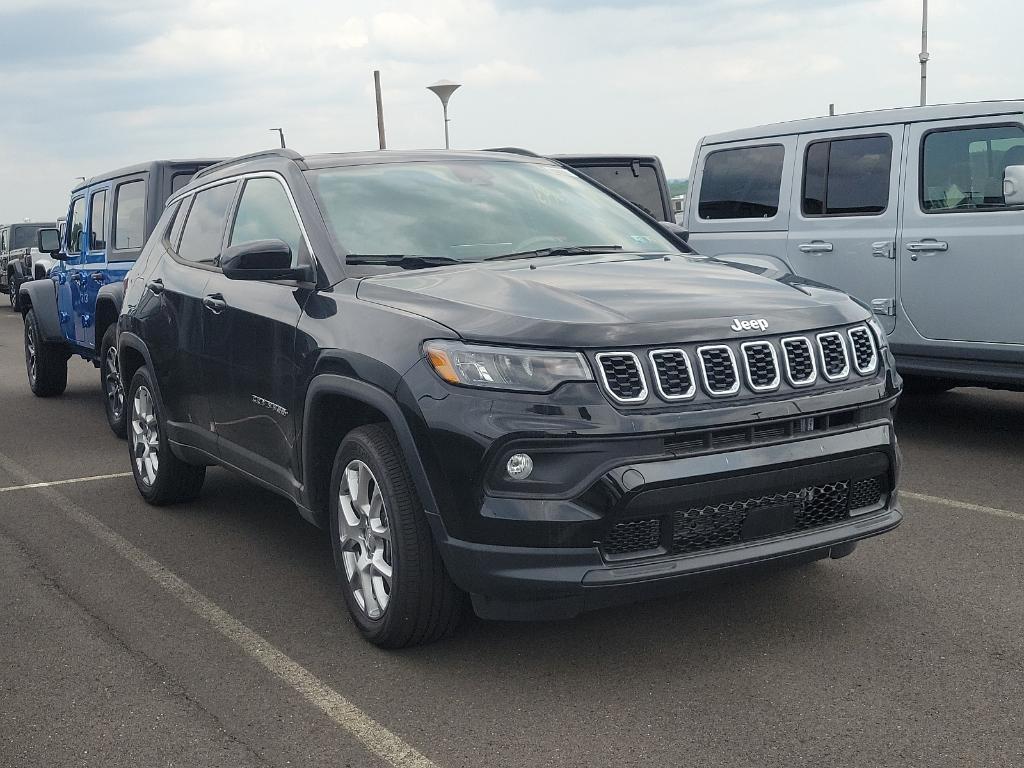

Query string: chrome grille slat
740 341 780 392
847 326 879 375
815 331 850 381
781 336 817 387
595 352 648 404
649 349 696 401
697 345 740 397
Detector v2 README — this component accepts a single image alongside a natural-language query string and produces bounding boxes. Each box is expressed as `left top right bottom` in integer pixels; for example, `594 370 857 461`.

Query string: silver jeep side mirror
1003 165 1024 205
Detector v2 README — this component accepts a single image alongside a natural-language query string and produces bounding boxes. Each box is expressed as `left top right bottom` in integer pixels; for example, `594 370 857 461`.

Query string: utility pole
919 0 929 106
374 70 387 150
269 128 286 148
829 103 835 117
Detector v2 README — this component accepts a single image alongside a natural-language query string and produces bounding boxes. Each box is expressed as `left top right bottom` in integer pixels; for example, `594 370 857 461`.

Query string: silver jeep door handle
798 241 834 253
905 240 948 252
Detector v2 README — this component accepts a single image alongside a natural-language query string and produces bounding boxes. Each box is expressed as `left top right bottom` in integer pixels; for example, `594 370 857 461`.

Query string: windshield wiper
346 254 464 269
484 245 625 262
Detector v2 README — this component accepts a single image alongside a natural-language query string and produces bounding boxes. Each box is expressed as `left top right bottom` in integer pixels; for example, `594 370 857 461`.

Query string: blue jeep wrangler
21 159 218 435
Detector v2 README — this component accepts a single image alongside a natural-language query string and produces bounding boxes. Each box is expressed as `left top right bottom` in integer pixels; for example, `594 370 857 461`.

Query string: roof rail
193 148 306 179
482 147 543 158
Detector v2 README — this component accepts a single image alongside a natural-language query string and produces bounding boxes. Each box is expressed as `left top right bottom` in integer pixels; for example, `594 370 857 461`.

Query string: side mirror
1003 165 1024 205
221 239 314 282
37 228 66 259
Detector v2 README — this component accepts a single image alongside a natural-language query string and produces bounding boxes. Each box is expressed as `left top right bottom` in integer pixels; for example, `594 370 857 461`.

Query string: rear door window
176 182 238 266
113 180 146 251
802 135 892 216
698 144 785 219
88 190 108 251
921 124 1024 212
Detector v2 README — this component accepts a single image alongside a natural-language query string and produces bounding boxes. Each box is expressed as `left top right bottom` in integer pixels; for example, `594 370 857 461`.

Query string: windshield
307 160 677 262
11 225 45 250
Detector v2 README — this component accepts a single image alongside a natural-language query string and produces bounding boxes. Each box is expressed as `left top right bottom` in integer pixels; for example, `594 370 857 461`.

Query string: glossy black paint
118 148 903 618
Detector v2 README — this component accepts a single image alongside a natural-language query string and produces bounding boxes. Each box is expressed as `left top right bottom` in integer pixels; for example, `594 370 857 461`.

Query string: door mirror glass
221 239 312 282
1003 165 1024 205
37 228 65 259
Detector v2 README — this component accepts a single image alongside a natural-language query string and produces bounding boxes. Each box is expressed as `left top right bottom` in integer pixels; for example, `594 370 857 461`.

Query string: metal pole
373 70 387 150
829 103 835 117
269 128 286 148
919 0 929 106
443 103 450 149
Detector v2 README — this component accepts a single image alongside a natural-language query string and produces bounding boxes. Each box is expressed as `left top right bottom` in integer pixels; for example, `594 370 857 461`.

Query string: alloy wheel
8 279 16 308
24 322 36 385
338 459 393 619
104 346 125 422
131 385 160 486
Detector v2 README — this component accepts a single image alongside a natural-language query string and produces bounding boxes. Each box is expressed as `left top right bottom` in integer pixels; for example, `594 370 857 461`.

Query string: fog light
506 453 534 481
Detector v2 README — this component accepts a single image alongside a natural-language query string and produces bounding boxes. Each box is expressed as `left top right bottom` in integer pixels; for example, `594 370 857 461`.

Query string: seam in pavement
0 451 439 768
0 529 277 768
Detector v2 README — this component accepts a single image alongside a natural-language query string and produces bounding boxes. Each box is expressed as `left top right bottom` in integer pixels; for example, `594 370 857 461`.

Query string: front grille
601 474 887 558
649 349 695 400
849 475 885 510
596 352 647 403
816 332 850 381
781 337 817 386
848 326 878 375
603 518 661 555
741 341 780 391
697 345 739 396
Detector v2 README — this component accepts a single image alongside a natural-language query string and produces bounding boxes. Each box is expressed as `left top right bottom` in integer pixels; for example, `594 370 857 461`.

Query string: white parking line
0 472 132 493
903 491 1024 523
0 456 438 768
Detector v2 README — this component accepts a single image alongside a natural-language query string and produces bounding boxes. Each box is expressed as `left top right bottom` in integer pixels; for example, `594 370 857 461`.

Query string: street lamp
427 80 462 149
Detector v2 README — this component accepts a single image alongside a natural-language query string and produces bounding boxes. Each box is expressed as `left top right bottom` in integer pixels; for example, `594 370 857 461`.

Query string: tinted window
698 145 785 219
171 172 195 194
113 180 146 250
802 135 892 216
922 125 1024 212
168 196 189 249
176 182 237 265
309 161 677 261
88 191 107 250
571 164 666 220
0 229 7 253
11 225 45 250
67 196 86 255
229 177 306 264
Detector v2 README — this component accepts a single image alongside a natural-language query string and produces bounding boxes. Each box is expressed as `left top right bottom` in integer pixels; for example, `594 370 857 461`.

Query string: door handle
90 271 106 284
906 240 948 261
203 294 227 313
145 279 164 295
871 241 894 260
798 241 834 253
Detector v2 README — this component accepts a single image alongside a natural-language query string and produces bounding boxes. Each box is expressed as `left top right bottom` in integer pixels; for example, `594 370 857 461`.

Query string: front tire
100 325 127 438
24 308 67 397
329 424 463 648
127 367 205 505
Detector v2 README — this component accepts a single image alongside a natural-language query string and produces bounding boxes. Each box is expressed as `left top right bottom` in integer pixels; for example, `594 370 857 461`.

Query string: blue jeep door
58 194 87 344
75 186 110 349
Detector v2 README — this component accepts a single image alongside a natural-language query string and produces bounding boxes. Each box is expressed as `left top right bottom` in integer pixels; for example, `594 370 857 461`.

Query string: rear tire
24 308 67 397
127 367 205 505
8 275 20 312
329 424 463 648
100 324 127 438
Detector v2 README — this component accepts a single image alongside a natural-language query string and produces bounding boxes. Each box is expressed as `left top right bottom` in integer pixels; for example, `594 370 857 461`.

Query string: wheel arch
94 285 124 353
19 279 66 344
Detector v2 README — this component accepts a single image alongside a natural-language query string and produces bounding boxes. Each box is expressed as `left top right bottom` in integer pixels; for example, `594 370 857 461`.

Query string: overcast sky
2 0 1022 220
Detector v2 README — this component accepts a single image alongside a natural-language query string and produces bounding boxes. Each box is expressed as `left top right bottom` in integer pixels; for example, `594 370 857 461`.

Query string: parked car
2 221 51 311
681 100 1024 392
112 148 902 647
554 154 675 222
21 159 220 435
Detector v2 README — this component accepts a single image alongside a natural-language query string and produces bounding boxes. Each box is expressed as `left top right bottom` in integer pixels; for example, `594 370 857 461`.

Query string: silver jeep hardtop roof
703 99 1024 146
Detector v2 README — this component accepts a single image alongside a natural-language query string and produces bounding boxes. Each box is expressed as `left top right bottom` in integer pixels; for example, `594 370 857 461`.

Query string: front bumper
428 424 902 620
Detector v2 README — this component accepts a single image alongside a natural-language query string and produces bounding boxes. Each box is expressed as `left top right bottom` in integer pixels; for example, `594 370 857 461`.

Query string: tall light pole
269 128 286 148
427 80 461 149
919 0 929 106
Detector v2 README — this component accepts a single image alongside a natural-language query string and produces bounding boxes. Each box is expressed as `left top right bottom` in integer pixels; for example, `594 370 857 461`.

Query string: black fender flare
8 260 26 282
95 283 125 345
117 331 164 407
19 278 66 344
301 374 442 523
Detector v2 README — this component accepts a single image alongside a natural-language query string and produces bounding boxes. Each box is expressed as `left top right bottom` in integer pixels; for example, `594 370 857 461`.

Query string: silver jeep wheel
104 345 124 421
24 322 36 385
131 385 160 486
338 459 393 619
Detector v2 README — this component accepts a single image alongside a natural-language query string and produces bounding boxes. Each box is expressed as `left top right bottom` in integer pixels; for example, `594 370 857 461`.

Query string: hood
355 253 869 347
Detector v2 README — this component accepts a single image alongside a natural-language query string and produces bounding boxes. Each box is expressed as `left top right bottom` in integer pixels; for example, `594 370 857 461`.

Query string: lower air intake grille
596 353 646 403
849 475 885 510
603 518 661 555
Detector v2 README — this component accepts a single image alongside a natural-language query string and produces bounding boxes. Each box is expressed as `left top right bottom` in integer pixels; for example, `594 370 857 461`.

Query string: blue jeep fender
19 279 66 345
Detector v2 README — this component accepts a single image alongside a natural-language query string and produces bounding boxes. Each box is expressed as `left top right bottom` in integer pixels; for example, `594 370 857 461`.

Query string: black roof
73 158 222 193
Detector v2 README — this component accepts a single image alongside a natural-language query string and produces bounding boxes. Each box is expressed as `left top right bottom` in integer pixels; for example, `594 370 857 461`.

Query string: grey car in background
680 100 1024 392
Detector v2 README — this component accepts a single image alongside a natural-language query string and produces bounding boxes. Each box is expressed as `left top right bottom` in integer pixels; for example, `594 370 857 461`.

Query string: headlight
423 340 593 393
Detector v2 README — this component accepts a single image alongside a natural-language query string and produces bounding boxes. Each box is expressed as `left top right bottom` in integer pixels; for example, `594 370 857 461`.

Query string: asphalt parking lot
1 305 1022 768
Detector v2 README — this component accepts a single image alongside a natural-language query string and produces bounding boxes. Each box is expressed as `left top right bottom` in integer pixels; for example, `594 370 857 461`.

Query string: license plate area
740 501 798 540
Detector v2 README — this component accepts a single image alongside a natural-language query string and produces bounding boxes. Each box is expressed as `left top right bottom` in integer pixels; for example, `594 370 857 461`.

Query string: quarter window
113 180 146 250
176 182 238 265
922 124 1024 212
698 144 785 220
802 135 892 216
229 178 306 264
67 196 86 255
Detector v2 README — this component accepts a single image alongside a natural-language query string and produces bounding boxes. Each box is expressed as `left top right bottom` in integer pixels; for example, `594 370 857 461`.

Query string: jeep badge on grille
731 318 769 332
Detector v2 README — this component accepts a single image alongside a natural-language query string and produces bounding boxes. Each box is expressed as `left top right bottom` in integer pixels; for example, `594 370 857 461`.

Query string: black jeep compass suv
117 148 902 647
